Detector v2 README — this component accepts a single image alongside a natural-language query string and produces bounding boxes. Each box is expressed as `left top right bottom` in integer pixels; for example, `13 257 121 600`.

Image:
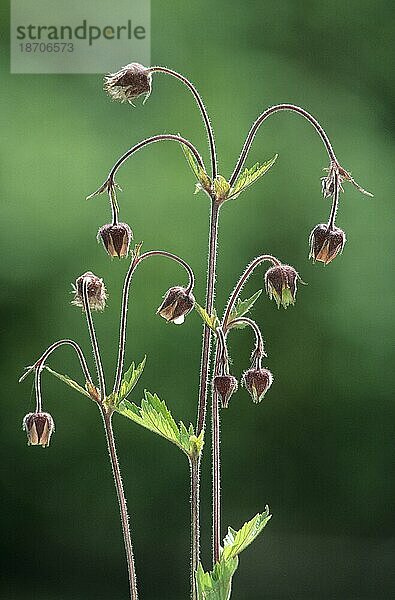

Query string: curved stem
327 170 340 230
229 317 266 368
113 250 195 395
101 408 138 600
149 67 218 179
82 280 106 401
222 255 280 329
229 104 339 187
196 201 220 436
107 134 206 187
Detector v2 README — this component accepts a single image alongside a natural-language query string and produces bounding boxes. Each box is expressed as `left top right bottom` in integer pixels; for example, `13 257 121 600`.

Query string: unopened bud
309 224 346 265
97 222 133 258
157 286 195 324
265 264 299 309
213 375 238 408
104 63 152 103
242 368 273 403
23 412 55 447
72 271 107 311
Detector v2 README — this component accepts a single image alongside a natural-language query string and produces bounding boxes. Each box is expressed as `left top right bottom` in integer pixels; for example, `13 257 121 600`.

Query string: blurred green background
1 1 394 598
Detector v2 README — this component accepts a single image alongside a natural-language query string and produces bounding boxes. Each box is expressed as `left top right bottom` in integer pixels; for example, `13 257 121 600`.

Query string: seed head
97 222 133 258
23 412 55 447
72 271 107 311
265 264 299 309
157 286 195 324
213 375 238 409
242 368 273 403
309 224 346 265
104 63 152 103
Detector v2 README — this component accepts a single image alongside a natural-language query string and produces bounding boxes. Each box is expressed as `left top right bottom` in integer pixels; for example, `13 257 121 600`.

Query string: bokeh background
1 1 394 598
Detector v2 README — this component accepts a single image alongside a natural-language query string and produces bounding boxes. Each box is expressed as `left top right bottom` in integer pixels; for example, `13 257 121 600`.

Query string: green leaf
181 142 211 193
196 508 271 600
43 366 91 399
196 558 239 600
228 155 278 200
213 175 230 201
195 303 220 331
228 290 262 327
221 508 271 562
118 356 146 404
115 391 204 457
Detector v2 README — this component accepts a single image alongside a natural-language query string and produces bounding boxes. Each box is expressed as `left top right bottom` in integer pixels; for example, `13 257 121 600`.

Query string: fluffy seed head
72 271 107 311
309 224 346 265
104 63 152 103
23 412 55 447
157 286 195 324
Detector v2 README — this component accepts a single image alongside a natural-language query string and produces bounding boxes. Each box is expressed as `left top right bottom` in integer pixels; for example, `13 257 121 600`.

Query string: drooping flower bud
104 63 152 103
242 368 273 403
309 224 346 265
22 412 55 447
213 375 238 408
97 222 133 258
157 286 195 324
264 264 299 309
72 271 107 311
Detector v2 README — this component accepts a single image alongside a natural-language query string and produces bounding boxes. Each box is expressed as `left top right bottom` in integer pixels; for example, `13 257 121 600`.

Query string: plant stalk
189 455 200 600
101 408 138 600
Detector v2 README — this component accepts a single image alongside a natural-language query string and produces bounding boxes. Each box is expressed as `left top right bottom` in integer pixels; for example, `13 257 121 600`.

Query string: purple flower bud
157 286 195 324
242 368 273 403
213 375 238 408
97 222 133 258
22 412 55 447
72 271 107 311
264 264 299 309
309 224 346 265
104 63 152 103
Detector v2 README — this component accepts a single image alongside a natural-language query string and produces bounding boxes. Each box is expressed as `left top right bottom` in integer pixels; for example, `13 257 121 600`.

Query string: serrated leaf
115 391 204 457
118 356 146 403
181 143 211 193
221 508 271 561
228 155 278 200
43 366 91 398
196 508 271 600
195 303 220 331
228 290 262 327
213 175 230 201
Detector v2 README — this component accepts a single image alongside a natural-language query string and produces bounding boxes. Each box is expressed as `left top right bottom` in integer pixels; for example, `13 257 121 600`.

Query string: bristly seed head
264 264 300 309
97 222 133 258
242 368 273 403
309 224 346 265
157 286 195 324
72 271 107 311
104 63 152 104
23 412 55 447
213 375 238 409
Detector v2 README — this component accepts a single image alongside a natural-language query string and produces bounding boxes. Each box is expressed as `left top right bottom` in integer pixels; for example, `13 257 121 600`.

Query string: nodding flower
309 224 346 265
242 368 273 403
157 286 195 325
213 375 238 409
264 264 300 309
23 412 55 448
72 271 107 311
104 63 152 103
97 222 133 258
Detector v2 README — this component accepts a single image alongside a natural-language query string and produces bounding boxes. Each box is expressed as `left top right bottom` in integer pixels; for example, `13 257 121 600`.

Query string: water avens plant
19 61 372 600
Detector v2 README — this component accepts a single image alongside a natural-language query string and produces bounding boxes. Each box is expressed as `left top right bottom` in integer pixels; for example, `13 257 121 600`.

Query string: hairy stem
229 104 339 187
82 279 106 400
211 347 221 564
113 250 195 394
101 408 138 600
189 455 200 600
149 67 218 179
